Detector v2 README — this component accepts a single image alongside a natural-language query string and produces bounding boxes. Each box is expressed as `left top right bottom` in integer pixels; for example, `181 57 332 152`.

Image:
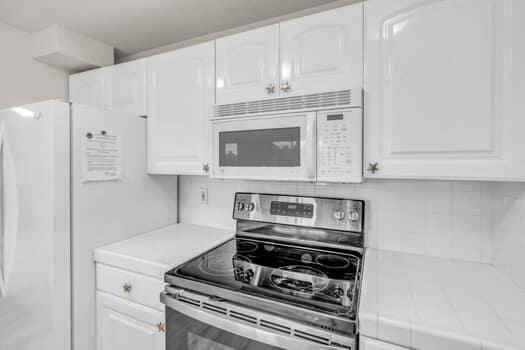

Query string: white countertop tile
94 223 233 279
360 248 525 350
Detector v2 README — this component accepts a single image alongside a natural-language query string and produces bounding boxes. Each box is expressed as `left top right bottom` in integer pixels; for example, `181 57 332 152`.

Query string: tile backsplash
179 176 494 263
491 182 525 291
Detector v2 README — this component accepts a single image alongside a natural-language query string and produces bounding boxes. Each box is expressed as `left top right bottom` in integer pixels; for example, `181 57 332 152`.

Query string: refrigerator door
71 104 178 350
0 101 70 350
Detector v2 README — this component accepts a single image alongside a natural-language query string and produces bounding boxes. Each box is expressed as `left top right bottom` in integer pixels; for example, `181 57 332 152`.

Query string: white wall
0 21 68 109
179 176 494 263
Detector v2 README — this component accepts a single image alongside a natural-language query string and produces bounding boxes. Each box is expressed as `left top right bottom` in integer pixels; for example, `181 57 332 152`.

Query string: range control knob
247 202 255 211
348 210 360 222
244 269 254 282
333 209 345 221
237 202 246 211
333 287 345 298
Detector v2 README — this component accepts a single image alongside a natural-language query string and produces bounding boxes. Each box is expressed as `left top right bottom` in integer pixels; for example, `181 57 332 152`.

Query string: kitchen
0 0 524 349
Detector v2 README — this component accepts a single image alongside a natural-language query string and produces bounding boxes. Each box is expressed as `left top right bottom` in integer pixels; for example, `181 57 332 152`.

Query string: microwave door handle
161 293 349 350
0 125 19 300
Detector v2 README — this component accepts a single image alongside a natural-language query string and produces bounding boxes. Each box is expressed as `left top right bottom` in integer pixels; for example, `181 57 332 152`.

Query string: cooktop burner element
235 240 258 253
316 254 351 269
269 265 329 296
164 193 365 336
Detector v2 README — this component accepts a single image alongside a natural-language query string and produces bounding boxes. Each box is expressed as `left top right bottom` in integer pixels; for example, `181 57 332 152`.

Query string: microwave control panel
317 109 363 183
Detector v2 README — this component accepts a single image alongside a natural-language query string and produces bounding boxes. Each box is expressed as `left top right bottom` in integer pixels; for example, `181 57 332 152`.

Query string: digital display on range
270 201 314 218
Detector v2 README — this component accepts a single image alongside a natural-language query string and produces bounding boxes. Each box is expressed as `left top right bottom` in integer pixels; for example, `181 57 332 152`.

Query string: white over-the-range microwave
210 89 363 183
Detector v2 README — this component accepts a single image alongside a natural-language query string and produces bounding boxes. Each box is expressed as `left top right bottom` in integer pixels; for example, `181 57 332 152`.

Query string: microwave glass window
219 127 300 167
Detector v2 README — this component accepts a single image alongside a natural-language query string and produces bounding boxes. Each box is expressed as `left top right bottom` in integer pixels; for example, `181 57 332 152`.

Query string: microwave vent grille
213 89 357 118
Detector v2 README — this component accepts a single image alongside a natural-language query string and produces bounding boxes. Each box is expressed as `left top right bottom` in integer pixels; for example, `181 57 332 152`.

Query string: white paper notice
81 130 122 182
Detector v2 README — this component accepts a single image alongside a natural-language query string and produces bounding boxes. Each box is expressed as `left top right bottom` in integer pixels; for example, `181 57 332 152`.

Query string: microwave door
211 113 316 181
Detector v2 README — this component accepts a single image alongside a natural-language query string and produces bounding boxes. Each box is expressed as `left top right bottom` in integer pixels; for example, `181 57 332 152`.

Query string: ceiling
0 0 342 58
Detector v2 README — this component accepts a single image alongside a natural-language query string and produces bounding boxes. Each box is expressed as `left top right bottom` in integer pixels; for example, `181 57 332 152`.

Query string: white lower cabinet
360 336 409 350
97 291 165 350
95 263 165 350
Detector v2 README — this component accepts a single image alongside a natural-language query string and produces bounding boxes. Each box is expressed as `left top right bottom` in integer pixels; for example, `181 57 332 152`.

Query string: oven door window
167 308 284 350
219 127 300 167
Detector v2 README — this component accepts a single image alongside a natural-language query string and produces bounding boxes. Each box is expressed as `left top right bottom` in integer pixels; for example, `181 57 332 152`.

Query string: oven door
162 292 354 350
211 112 316 181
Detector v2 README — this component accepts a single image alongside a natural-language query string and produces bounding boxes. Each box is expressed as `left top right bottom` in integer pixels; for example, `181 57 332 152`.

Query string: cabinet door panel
69 69 104 109
216 25 279 104
280 4 363 96
105 60 146 116
97 292 164 350
365 0 524 180
147 42 214 174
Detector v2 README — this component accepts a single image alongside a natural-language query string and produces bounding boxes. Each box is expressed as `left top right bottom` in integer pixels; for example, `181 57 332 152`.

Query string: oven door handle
161 292 351 350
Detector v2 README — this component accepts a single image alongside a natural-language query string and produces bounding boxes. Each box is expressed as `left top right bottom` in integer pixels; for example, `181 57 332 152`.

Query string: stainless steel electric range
161 193 365 350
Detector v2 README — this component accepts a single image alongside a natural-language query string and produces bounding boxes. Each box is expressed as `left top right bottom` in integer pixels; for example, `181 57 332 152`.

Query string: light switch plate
199 187 208 204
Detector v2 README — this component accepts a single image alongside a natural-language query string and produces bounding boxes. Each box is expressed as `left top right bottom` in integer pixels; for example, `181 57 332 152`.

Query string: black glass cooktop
167 238 362 316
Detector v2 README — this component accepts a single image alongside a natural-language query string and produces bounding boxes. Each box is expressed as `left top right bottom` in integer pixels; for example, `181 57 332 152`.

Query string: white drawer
96 263 165 311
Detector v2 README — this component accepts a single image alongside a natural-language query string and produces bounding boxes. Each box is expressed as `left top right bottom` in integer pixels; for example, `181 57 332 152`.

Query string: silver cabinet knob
156 322 165 333
348 210 360 222
123 283 132 293
367 162 379 174
265 84 275 94
202 163 210 173
280 82 291 93
333 209 345 221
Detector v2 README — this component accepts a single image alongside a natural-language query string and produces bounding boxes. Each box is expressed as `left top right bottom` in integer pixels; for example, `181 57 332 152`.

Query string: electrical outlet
199 187 208 205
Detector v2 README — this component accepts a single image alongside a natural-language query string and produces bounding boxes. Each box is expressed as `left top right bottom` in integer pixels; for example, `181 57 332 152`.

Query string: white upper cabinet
147 42 214 175
279 4 363 97
104 60 146 116
69 69 104 109
70 60 146 116
365 0 525 181
216 25 279 104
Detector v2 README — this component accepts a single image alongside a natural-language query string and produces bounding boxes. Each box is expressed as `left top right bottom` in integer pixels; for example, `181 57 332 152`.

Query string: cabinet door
104 60 146 116
360 336 409 350
147 42 214 175
97 292 164 350
279 4 363 97
216 24 279 104
365 0 524 180
69 69 104 109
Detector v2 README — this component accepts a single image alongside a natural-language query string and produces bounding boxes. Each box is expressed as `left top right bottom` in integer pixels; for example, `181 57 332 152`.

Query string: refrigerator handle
0 124 19 300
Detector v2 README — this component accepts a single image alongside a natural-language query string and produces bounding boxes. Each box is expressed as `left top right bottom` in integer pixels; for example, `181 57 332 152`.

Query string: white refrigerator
0 100 178 350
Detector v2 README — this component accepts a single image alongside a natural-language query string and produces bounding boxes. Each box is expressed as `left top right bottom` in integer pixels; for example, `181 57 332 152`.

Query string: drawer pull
156 322 165 333
122 283 132 293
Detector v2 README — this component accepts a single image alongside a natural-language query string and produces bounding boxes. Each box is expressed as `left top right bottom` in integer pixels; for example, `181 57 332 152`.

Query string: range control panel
270 201 314 218
317 109 363 184
233 193 364 233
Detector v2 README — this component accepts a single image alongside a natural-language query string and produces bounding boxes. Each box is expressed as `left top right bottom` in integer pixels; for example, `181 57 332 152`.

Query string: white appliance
0 100 178 350
211 108 363 183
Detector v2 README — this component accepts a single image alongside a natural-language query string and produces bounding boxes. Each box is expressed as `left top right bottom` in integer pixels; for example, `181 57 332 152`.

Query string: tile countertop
94 223 233 279
360 248 525 350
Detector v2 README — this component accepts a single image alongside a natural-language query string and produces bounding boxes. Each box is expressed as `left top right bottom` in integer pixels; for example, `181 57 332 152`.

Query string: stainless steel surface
233 193 364 234
161 289 355 350
163 276 357 335
163 192 365 346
